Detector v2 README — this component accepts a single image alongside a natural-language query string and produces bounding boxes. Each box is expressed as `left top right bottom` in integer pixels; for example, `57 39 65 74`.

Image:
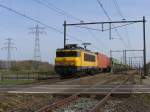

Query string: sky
0 0 149 65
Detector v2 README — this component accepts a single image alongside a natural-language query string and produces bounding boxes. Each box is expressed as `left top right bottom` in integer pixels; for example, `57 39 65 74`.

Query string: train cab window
56 51 80 57
84 53 95 62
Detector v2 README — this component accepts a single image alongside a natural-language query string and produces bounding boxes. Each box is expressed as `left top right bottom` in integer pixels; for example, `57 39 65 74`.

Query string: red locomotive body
97 53 111 72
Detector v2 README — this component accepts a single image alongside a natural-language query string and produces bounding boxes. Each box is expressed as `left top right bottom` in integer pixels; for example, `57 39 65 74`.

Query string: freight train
55 44 129 78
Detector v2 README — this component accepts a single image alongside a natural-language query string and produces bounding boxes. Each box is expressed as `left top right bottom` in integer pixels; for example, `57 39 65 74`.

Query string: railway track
27 71 125 86
89 75 132 112
24 73 109 85
35 71 135 112
0 72 129 94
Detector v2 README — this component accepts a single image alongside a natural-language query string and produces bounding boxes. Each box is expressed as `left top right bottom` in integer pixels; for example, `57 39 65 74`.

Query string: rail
89 71 135 112
35 72 133 112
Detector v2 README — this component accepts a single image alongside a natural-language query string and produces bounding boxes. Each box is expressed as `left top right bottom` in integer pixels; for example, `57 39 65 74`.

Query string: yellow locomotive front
55 49 81 77
55 44 97 78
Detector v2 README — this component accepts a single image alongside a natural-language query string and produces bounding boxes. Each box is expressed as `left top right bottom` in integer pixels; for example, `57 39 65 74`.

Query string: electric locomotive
55 44 98 77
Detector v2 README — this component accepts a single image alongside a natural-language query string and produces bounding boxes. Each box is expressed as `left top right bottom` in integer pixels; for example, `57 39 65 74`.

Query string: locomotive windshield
56 51 80 57
84 53 95 62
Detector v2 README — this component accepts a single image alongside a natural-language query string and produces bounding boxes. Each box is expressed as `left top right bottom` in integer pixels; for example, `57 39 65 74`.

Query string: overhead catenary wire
34 0 107 50
35 0 81 21
33 0 86 43
112 0 132 48
0 1 107 52
72 22 136 32
35 0 106 48
112 0 138 64
112 0 125 20
112 0 133 48
96 0 128 48
96 0 138 65
32 0 93 45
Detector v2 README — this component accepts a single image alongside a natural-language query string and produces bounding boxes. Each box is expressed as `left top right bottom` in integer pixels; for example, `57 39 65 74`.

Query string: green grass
0 80 36 85
137 94 150 104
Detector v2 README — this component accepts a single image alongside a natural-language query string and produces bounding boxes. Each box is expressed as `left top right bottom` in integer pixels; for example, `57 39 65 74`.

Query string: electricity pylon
29 24 46 69
1 38 17 69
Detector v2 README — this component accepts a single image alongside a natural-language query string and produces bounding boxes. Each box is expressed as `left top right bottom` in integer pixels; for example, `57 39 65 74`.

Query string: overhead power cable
112 0 125 20
34 0 103 46
73 22 136 32
111 0 138 65
112 0 133 48
0 3 84 43
33 0 89 43
112 0 132 47
34 0 108 49
96 0 128 47
97 0 111 20
0 4 63 34
39 0 81 21
112 0 136 60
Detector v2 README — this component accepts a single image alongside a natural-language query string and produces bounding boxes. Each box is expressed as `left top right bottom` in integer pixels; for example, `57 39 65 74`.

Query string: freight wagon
96 52 111 72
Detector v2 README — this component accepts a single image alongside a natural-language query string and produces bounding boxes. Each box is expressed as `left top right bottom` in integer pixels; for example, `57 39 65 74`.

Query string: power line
112 0 136 59
96 0 128 47
0 3 84 44
44 0 79 20
112 0 132 48
72 22 136 32
0 2 106 51
72 22 136 48
112 0 125 20
96 0 112 21
112 0 132 47
1 38 17 69
0 4 63 34
34 0 108 49
33 0 81 21
34 0 105 48
0 2 86 58
33 0 88 43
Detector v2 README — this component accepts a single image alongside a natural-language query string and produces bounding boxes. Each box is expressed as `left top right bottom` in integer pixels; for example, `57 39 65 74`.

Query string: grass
0 79 36 85
0 70 58 85
137 94 150 104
